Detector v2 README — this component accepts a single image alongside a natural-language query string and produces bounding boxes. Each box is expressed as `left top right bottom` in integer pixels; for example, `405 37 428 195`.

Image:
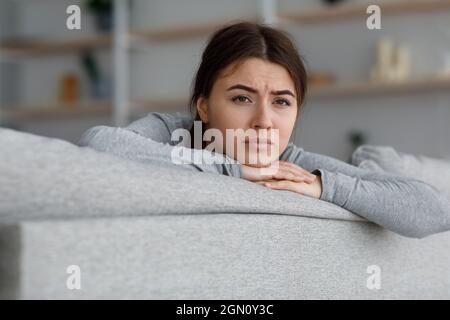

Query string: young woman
79 22 450 238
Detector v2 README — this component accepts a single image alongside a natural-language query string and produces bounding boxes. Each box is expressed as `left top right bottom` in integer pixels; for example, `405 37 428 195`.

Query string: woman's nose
251 104 273 129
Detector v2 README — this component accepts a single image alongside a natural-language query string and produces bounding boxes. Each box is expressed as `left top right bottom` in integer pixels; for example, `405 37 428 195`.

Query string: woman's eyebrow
226 84 295 98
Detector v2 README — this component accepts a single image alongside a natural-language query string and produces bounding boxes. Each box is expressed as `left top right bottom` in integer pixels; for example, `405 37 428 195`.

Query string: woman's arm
77 113 241 177
124 112 193 145
280 143 450 238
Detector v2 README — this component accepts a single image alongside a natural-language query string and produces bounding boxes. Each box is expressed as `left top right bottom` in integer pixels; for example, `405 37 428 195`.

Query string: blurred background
1 0 450 161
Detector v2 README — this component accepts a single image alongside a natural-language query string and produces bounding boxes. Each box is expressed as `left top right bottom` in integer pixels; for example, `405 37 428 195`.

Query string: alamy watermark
66 4 381 31
66 5 81 30
367 5 381 30
169 121 281 174
66 264 81 290
366 264 381 290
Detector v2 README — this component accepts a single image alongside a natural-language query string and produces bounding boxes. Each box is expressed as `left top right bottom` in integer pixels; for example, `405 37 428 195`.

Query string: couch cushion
0 128 362 224
352 145 450 199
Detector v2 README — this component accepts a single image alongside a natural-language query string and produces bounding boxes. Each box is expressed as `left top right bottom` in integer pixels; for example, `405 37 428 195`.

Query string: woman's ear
196 96 209 124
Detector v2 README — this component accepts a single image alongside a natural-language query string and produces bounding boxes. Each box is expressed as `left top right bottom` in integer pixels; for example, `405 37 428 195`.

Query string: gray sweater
78 112 450 238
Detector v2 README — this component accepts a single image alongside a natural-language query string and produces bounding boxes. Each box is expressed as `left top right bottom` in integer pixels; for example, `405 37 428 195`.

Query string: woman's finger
275 163 316 183
264 179 296 191
242 161 316 183
272 167 314 183
279 161 316 182
280 161 316 179
264 178 322 199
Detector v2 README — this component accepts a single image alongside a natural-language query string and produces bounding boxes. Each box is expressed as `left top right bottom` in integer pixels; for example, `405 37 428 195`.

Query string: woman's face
196 57 298 166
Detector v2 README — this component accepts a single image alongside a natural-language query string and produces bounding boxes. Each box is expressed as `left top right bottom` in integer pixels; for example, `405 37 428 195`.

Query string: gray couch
1 128 449 299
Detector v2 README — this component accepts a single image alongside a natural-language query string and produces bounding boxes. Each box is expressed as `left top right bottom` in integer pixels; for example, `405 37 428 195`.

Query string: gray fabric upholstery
1 128 449 299
0 127 361 224
352 145 450 199
2 214 450 299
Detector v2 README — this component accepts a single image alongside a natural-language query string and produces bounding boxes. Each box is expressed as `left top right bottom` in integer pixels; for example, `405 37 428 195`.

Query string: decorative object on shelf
347 130 368 162
85 0 113 32
58 73 80 104
81 51 99 82
80 51 111 99
370 38 412 83
321 0 347 6
307 71 336 87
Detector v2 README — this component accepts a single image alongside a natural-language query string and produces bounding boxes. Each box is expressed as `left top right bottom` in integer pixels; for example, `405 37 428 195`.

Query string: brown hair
188 21 308 147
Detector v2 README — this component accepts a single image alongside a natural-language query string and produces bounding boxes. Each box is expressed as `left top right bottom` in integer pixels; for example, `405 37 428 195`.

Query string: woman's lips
243 139 274 150
243 138 273 145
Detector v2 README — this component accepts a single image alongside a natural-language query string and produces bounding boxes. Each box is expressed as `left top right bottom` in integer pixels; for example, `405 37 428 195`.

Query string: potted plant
85 0 113 32
347 130 368 162
321 0 347 5
81 51 111 99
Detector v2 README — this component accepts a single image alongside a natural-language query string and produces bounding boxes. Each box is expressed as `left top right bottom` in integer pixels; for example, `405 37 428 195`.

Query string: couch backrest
0 128 360 224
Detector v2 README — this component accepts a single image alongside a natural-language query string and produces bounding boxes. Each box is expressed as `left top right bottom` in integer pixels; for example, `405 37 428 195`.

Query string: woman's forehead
217 59 296 92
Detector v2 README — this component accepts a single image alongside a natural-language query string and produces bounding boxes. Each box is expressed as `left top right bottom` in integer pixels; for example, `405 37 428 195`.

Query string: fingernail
265 183 271 187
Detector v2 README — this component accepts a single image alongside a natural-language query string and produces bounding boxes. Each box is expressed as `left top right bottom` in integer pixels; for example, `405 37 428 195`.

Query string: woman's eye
232 96 252 103
275 99 291 106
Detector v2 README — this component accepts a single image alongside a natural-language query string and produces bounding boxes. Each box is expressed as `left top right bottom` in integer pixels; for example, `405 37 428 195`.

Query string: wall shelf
131 77 450 106
130 17 259 42
309 75 450 100
2 1 450 124
0 17 259 57
1 100 112 122
1 98 189 122
0 34 112 57
130 97 189 113
3 0 449 56
280 0 450 25
4 76 450 122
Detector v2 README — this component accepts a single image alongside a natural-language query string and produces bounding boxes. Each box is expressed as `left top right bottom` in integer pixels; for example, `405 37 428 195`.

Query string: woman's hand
255 175 323 199
241 160 317 183
241 160 322 199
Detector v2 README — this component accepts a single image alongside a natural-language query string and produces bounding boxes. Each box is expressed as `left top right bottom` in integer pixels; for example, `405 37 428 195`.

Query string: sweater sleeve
280 143 450 238
77 113 242 178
